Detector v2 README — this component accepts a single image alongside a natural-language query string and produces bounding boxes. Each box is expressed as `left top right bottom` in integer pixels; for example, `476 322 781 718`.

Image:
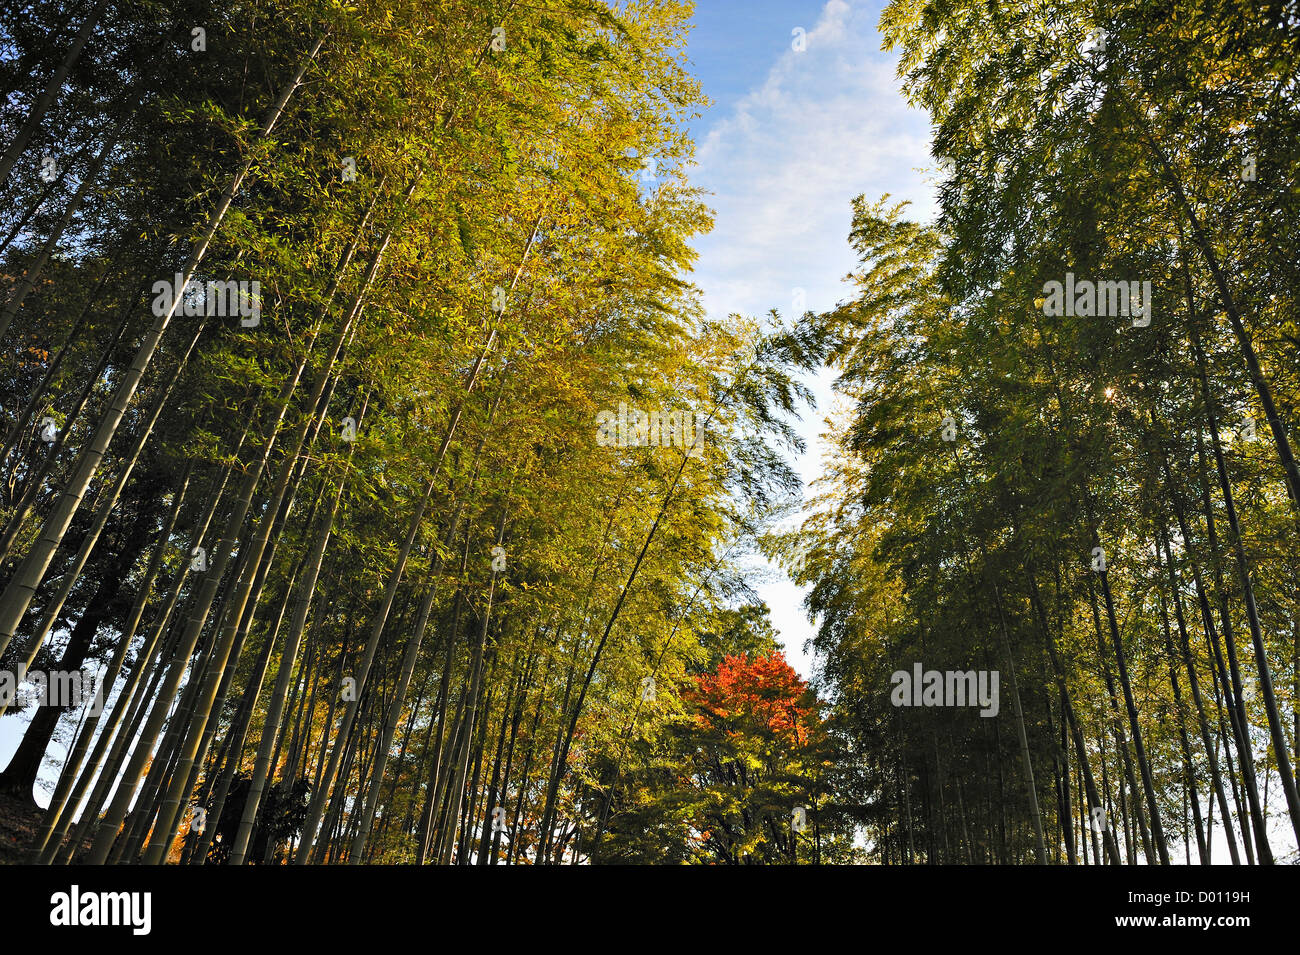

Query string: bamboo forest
0 0 1297 878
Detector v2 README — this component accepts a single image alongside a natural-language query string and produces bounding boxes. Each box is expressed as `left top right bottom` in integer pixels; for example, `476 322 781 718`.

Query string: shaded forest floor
0 790 41 864
0 790 94 864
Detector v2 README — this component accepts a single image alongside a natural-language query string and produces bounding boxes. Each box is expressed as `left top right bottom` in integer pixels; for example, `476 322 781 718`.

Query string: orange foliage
688 652 817 745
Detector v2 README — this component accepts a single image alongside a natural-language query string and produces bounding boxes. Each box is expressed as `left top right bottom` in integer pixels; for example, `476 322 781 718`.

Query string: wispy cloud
692 0 936 324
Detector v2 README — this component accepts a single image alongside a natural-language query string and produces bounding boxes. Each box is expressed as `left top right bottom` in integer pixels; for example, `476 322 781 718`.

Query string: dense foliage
3 0 1296 867
0 0 837 865
782 0 1300 864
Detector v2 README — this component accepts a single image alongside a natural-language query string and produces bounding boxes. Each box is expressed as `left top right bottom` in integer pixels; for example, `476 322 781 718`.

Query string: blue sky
679 0 937 678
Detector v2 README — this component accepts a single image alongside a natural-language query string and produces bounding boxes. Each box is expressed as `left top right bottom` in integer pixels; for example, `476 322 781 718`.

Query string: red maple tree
688 651 817 746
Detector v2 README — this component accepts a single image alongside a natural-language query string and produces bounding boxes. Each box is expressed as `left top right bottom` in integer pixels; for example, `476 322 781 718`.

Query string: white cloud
694 2 935 321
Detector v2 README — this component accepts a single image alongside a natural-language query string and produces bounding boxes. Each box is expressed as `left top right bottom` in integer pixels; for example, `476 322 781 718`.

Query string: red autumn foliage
688 651 817 746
